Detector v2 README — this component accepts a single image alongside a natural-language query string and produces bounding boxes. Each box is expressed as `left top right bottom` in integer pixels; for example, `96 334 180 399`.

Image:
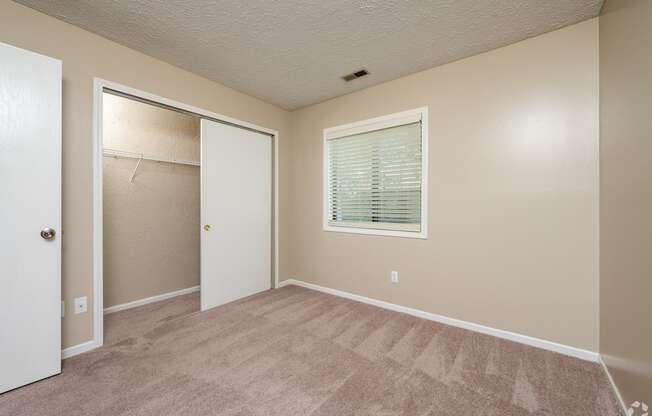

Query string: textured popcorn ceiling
17 0 604 110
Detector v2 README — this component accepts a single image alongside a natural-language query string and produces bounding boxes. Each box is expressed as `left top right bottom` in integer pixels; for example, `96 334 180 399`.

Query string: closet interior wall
103 92 200 309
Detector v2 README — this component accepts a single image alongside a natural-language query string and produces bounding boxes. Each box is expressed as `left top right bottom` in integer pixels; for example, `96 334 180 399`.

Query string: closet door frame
88 78 279 355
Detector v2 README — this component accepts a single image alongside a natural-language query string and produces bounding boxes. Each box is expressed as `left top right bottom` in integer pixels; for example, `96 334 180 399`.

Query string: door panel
0 42 62 393
200 120 271 311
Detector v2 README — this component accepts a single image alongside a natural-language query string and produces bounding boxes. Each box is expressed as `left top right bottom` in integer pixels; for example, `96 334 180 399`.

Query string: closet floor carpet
0 285 621 416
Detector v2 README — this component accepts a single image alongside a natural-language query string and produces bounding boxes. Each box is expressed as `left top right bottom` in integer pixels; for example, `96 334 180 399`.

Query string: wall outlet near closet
390 271 399 284
74 296 87 314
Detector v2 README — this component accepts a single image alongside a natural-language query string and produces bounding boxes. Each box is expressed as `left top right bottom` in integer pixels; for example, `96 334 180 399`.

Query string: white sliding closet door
0 42 61 393
200 120 272 311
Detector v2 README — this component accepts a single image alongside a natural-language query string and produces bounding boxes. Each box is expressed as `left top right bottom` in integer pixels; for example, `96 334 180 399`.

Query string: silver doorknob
40 227 56 240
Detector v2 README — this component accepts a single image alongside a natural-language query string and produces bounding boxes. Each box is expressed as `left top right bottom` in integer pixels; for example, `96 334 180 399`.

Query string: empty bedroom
1 1 649 415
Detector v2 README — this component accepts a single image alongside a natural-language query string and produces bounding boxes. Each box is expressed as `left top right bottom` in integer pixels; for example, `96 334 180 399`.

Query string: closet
102 92 200 315
99 86 273 339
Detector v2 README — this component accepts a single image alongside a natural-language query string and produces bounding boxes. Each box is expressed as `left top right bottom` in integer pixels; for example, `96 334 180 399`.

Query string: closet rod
103 148 200 167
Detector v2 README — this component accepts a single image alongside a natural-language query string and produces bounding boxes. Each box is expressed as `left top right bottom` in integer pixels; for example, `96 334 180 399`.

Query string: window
323 107 428 239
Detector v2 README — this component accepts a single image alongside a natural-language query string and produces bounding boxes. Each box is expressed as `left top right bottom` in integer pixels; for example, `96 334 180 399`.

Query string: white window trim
322 107 428 239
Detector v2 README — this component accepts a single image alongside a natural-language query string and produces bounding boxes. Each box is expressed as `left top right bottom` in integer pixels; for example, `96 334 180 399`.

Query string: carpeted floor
0 285 621 416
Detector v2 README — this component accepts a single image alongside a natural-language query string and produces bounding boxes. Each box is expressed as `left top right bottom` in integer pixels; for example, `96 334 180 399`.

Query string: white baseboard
103 285 200 315
61 339 98 359
279 279 599 362
599 356 629 415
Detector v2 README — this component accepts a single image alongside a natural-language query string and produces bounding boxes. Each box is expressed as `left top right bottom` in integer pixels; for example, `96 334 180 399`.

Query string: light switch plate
74 296 87 314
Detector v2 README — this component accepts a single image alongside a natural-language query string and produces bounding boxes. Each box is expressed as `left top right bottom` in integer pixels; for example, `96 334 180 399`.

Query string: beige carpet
0 285 621 415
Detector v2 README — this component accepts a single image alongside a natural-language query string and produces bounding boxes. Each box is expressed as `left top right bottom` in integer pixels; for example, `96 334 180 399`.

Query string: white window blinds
326 120 423 232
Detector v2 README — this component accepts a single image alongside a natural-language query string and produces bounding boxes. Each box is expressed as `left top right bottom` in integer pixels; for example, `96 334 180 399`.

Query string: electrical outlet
390 271 399 284
74 296 87 314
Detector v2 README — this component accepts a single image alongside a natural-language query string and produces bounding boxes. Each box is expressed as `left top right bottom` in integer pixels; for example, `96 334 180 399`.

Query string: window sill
323 224 427 239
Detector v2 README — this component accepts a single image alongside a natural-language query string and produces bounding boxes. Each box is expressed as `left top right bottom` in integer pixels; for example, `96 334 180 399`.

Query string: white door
200 120 272 311
0 43 62 393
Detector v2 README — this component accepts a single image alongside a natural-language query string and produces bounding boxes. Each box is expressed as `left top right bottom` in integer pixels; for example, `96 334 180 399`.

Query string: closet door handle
204 224 211 231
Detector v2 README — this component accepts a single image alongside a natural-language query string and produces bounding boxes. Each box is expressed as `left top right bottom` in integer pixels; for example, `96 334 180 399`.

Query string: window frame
322 107 428 239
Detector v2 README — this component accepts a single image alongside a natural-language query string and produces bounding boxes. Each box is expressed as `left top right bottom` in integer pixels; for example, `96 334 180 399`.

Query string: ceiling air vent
342 69 369 82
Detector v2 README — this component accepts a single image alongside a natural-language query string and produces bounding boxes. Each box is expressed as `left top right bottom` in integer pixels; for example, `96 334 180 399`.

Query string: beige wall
103 93 200 308
103 93 200 162
0 1 291 349
600 0 652 407
288 19 600 350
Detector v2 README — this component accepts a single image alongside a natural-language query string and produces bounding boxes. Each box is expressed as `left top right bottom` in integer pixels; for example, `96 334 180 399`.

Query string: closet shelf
103 148 200 167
